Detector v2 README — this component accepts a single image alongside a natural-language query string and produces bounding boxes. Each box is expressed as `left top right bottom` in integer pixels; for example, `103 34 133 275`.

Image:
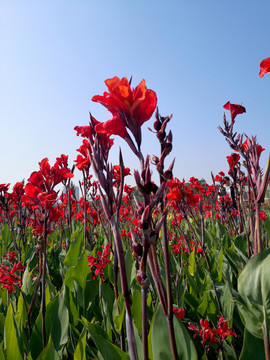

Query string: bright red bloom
93 77 157 148
167 187 182 203
93 77 157 126
95 116 129 139
227 153 240 172
74 125 93 138
173 307 185 321
259 57 270 78
188 317 236 346
260 211 267 221
87 244 112 280
0 261 25 294
3 251 17 262
37 190 58 210
113 165 131 182
0 183 10 194
242 139 265 159
223 101 246 123
215 316 237 341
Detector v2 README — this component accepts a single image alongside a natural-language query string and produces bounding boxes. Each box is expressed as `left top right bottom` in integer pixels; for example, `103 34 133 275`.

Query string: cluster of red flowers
171 235 203 255
0 260 25 294
226 153 240 174
23 157 74 211
87 244 112 279
188 316 236 345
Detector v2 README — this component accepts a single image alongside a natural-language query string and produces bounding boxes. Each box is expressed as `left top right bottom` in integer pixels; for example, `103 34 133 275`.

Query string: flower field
0 59 270 360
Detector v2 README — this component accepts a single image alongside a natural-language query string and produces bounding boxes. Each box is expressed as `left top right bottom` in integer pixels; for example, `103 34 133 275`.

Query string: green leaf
150 303 197 360
15 293 27 334
63 285 79 326
81 317 129 360
64 228 84 270
113 293 125 334
197 291 218 318
36 335 60 360
219 282 234 322
217 248 223 282
64 250 90 291
188 247 196 276
0 342 5 360
131 286 142 336
30 293 69 359
74 329 87 360
237 248 270 338
263 215 270 239
4 303 23 360
239 328 265 360
1 225 12 249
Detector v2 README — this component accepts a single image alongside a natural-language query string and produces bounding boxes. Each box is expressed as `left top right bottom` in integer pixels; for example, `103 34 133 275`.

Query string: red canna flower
223 101 246 123
87 244 112 280
3 251 17 262
259 57 270 78
260 210 267 221
242 139 265 159
93 76 157 148
173 307 185 320
113 165 131 182
95 115 129 140
226 153 240 172
37 190 58 210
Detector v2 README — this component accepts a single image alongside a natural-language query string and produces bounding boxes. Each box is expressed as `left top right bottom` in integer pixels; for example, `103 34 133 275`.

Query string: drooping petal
95 116 129 139
259 57 270 78
223 101 246 122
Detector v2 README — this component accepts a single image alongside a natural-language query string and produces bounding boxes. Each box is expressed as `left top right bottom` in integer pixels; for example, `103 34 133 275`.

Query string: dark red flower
173 307 185 320
113 165 131 182
223 102 246 123
227 153 240 172
259 57 270 78
260 211 267 221
95 116 129 139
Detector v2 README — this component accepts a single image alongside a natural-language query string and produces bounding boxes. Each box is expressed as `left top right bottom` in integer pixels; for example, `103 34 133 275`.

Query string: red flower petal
259 57 270 78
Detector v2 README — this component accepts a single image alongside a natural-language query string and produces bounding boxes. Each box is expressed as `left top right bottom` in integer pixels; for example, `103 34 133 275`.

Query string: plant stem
162 220 178 360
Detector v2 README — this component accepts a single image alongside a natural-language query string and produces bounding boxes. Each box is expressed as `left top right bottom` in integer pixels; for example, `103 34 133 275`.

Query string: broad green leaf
81 317 129 360
131 286 142 335
74 329 87 360
197 291 218 318
150 304 197 360
36 335 60 360
4 303 23 360
219 282 234 322
217 248 223 282
237 248 270 338
63 285 79 326
188 248 196 276
1 225 12 249
30 293 69 359
64 228 84 270
264 215 270 239
64 250 90 290
15 293 27 334
113 293 125 334
239 328 265 360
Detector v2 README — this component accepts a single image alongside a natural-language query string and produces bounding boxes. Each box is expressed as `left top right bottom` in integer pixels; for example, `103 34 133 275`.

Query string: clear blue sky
1 0 270 187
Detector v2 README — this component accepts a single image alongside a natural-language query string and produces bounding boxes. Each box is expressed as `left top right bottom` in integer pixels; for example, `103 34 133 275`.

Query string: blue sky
1 0 270 187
